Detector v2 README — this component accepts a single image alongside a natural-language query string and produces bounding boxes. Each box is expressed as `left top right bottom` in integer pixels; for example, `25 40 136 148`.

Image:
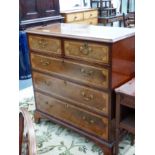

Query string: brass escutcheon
81 91 94 101
82 116 86 120
38 39 48 48
79 42 92 55
80 68 94 76
90 119 95 124
65 104 69 108
40 59 50 66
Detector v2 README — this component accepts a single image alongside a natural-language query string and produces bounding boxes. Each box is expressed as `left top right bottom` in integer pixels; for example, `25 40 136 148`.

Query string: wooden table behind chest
26 23 135 155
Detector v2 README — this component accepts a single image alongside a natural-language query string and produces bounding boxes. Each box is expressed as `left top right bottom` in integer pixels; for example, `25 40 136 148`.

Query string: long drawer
28 35 62 55
33 72 109 115
31 53 109 89
35 92 109 140
64 40 109 64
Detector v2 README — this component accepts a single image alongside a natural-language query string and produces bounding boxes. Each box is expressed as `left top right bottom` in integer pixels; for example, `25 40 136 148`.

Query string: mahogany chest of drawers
61 8 98 25
26 23 135 155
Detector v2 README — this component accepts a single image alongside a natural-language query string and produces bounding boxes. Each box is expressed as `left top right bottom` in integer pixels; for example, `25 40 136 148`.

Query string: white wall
111 0 121 13
59 0 90 11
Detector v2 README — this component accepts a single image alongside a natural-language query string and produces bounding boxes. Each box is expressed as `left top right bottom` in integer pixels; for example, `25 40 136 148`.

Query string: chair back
123 12 135 28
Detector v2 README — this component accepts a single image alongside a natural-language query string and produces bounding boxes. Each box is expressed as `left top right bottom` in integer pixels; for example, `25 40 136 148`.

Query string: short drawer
31 54 109 89
66 12 83 22
33 72 109 115
28 35 61 55
36 92 109 140
64 40 109 64
73 18 98 25
84 18 98 25
84 10 98 19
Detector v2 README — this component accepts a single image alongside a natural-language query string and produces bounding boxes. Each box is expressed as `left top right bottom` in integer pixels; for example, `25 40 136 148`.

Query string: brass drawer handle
90 119 95 124
45 101 49 105
82 116 86 120
74 16 77 19
38 39 48 48
81 91 94 101
82 116 95 124
79 42 92 55
40 59 51 66
102 70 107 80
45 101 53 107
43 80 51 86
80 68 94 76
64 80 67 86
90 14 93 17
65 104 69 108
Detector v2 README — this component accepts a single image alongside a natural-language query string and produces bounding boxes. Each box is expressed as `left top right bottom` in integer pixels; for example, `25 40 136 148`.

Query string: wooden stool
115 78 135 155
19 108 37 155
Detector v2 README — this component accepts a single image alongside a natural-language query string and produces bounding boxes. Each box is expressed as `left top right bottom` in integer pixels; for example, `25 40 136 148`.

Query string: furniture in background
61 8 98 25
19 0 64 79
115 78 135 155
98 13 123 26
123 12 135 28
26 23 135 155
90 0 123 26
90 0 116 17
19 108 37 155
19 0 64 30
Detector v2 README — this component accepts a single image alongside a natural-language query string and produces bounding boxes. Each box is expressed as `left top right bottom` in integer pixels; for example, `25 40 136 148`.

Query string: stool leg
115 128 120 155
115 94 121 155
131 134 135 146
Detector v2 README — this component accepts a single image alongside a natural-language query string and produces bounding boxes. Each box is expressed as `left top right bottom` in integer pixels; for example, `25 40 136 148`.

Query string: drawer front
66 13 83 22
85 18 98 25
31 54 109 89
28 35 61 54
64 40 109 64
84 10 98 19
33 72 109 115
36 92 109 140
74 18 98 25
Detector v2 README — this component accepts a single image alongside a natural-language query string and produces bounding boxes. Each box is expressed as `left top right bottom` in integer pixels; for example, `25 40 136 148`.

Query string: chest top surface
26 23 135 43
60 8 97 14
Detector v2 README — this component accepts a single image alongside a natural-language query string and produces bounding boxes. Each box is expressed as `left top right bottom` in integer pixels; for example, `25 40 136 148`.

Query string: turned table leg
131 134 135 146
115 128 120 155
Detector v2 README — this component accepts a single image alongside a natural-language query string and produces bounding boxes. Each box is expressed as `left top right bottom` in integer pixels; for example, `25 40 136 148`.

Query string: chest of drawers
61 8 98 25
26 23 135 155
